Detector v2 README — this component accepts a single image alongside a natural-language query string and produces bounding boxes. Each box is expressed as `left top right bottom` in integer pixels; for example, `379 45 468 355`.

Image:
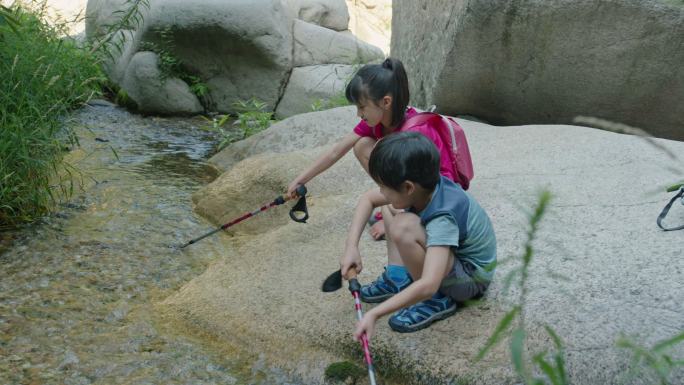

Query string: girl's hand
340 246 362 279
286 180 303 199
353 312 378 342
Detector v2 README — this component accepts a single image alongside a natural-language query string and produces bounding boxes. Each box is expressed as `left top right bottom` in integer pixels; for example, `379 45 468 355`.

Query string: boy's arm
340 188 388 278
287 132 361 197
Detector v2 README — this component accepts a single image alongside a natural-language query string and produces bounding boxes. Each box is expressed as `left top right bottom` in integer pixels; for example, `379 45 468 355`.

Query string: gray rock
209 106 357 172
345 0 392 54
288 0 349 31
392 0 684 141
143 0 294 114
275 64 356 118
85 0 139 38
293 19 384 66
171 108 684 384
121 51 203 115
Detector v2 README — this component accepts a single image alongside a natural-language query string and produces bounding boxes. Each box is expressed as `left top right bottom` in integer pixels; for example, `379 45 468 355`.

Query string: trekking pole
180 185 308 248
347 270 378 385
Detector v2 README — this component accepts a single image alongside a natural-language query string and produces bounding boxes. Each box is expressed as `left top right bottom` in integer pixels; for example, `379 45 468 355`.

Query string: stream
0 101 301 385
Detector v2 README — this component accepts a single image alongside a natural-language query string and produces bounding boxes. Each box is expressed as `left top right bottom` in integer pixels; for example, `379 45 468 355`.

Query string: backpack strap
402 112 459 155
402 112 441 129
656 187 684 231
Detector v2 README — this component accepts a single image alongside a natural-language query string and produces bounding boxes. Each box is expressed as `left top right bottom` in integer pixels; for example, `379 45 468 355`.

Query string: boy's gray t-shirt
423 193 497 282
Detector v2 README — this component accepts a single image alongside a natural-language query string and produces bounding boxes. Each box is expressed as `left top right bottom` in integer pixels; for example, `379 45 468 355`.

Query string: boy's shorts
439 258 490 303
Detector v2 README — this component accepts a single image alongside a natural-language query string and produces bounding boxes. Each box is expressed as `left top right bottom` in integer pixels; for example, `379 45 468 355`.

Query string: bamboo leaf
653 331 684 352
533 352 560 385
510 328 526 379
476 306 520 361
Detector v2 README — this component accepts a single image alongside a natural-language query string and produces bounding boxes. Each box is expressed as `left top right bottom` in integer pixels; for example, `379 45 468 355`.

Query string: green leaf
510 328 526 378
666 182 683 192
545 325 564 350
652 330 684 352
533 352 560 385
502 267 521 293
476 306 520 361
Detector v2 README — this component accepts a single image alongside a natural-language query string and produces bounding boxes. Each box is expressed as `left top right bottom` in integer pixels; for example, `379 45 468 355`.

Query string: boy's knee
388 213 422 245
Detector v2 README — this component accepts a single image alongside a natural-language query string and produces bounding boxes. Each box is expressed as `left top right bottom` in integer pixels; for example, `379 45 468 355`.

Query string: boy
340 132 496 337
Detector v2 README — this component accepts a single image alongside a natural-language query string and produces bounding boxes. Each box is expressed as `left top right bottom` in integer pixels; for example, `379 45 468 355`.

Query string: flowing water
0 102 300 385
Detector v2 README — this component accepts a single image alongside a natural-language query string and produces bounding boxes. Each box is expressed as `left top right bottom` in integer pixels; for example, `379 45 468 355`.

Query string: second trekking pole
347 271 378 385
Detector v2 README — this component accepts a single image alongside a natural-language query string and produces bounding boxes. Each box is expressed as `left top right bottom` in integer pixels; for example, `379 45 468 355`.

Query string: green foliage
88 0 150 61
0 4 20 33
201 98 275 150
138 27 209 101
666 182 684 193
310 91 351 112
476 191 569 385
0 4 103 227
324 361 365 383
233 98 274 138
617 331 684 385
200 114 234 150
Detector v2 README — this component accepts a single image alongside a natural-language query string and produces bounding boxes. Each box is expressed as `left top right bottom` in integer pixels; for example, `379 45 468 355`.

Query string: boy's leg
387 212 453 279
439 259 490 303
359 206 412 303
386 212 458 333
381 205 403 267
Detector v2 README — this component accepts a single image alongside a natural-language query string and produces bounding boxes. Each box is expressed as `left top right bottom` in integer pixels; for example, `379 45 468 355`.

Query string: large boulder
85 0 143 38
275 64 356 118
122 51 203 115
287 0 349 31
85 0 386 116
143 0 294 114
392 0 684 141
345 0 392 54
209 106 358 172
165 107 684 383
293 19 384 66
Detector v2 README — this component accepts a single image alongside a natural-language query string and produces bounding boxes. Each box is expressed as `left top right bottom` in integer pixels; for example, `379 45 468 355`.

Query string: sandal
360 268 412 303
388 296 457 333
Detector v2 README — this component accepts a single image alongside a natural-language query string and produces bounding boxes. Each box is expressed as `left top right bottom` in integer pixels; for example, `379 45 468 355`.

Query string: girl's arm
286 132 361 197
340 188 389 278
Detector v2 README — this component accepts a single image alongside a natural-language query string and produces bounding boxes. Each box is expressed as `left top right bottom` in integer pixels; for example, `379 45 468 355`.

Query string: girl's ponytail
382 58 410 127
345 57 411 128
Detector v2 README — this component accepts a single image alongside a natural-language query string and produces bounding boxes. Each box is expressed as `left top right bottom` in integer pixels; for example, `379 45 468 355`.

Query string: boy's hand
353 311 378 341
340 246 362 279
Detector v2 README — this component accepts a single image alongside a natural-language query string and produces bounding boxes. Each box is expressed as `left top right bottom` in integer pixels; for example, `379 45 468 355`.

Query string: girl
286 57 457 302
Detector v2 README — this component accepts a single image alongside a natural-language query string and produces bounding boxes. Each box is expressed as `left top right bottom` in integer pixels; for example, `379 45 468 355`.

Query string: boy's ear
404 180 416 195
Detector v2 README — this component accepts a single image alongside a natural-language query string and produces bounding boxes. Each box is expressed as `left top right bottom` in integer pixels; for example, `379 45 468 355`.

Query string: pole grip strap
657 187 684 231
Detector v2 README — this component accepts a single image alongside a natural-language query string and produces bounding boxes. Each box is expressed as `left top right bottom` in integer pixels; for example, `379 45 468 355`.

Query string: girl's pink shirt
352 107 456 181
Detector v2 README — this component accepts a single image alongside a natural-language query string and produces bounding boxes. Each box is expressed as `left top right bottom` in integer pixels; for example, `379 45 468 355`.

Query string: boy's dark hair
345 57 410 128
369 132 441 191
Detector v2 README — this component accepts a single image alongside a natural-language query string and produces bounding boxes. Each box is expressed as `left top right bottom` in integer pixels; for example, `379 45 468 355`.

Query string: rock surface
85 0 383 116
391 0 684 141
167 107 684 384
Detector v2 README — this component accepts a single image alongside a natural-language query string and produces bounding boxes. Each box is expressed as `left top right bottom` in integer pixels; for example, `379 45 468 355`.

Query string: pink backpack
401 112 474 190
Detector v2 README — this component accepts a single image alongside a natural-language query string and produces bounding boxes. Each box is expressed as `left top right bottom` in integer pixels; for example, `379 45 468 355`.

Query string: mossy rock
324 361 366 383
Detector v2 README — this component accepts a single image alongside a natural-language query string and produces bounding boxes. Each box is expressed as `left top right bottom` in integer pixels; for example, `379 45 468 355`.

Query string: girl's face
355 95 392 127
